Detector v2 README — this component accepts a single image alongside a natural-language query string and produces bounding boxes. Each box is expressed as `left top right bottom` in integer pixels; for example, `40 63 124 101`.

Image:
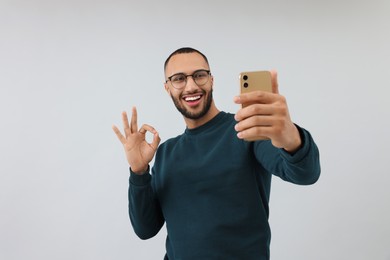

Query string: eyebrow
168 69 209 78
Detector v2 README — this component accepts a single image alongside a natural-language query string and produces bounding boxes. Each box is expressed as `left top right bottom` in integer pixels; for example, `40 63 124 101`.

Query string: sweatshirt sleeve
128 167 165 239
253 125 321 185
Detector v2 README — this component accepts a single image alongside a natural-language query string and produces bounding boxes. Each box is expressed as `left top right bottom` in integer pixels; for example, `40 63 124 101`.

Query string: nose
184 75 199 91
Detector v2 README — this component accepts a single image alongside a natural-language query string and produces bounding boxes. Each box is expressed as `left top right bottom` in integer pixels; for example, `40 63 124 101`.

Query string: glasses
166 69 211 89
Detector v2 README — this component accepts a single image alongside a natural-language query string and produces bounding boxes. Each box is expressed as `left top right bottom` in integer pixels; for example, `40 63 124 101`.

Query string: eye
171 74 185 82
194 71 208 79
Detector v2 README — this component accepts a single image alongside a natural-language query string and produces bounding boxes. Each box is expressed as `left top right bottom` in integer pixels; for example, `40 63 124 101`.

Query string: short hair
164 47 209 72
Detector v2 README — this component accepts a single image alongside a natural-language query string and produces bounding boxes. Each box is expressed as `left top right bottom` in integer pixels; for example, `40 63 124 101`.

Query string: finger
130 106 138 134
235 103 274 121
112 125 126 144
234 90 276 106
235 115 274 132
121 111 131 137
242 103 274 115
139 124 157 135
270 69 279 94
150 132 161 150
237 126 272 140
139 124 160 150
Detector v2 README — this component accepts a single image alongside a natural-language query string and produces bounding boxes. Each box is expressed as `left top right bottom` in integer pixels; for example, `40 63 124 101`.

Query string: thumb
270 70 279 94
151 132 161 151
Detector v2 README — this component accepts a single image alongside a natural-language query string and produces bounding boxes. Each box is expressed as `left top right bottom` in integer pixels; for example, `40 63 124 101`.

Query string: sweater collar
184 112 227 136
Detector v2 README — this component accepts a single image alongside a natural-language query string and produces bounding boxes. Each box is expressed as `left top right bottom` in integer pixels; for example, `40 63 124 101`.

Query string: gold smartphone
239 70 272 108
239 70 272 141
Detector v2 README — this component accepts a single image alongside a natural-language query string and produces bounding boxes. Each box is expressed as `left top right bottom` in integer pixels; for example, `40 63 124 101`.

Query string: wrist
130 165 149 175
283 139 301 154
283 125 302 153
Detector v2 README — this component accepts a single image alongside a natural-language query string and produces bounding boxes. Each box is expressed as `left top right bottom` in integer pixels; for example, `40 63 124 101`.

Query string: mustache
180 89 206 97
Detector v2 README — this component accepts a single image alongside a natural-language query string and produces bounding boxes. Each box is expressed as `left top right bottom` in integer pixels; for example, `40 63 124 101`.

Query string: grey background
1 0 389 259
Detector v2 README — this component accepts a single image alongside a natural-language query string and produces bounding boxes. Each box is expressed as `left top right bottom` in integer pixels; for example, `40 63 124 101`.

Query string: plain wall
1 0 389 259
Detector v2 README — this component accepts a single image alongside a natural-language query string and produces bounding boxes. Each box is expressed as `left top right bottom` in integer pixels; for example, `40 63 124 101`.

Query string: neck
184 102 220 129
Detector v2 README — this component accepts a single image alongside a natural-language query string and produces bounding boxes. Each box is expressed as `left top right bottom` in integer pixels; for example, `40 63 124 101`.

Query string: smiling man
113 47 321 259
163 49 218 128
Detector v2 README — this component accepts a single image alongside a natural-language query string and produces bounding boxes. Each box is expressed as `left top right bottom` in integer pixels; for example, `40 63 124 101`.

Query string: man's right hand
112 107 161 174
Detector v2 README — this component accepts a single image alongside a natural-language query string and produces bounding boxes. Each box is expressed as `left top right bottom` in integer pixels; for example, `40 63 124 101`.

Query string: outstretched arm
234 71 320 184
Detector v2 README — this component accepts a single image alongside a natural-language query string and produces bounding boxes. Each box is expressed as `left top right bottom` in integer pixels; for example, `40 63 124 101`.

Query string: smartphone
239 70 272 108
239 70 272 141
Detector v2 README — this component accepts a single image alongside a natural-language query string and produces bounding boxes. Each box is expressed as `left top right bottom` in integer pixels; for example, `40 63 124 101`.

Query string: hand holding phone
235 70 301 150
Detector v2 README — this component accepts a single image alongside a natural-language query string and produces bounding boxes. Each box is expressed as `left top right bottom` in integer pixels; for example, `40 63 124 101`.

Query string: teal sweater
129 112 320 260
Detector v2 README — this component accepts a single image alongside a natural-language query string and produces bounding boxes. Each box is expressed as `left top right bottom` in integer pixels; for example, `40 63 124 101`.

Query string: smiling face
164 52 219 128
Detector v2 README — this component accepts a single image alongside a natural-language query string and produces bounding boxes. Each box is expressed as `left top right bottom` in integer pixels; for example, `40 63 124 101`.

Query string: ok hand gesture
112 107 160 174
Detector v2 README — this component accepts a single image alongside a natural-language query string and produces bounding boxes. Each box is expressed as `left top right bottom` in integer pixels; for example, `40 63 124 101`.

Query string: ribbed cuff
129 166 151 186
280 124 311 163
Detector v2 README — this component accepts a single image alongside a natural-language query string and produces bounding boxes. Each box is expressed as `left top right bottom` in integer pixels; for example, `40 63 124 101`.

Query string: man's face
164 52 214 120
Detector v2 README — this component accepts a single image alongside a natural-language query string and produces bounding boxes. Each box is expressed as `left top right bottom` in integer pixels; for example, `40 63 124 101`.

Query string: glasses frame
165 69 211 89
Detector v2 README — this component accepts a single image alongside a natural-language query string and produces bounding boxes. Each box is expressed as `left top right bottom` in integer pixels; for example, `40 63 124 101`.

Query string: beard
170 89 213 120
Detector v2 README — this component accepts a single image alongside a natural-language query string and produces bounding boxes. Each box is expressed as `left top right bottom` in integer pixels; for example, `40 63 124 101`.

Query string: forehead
165 52 209 76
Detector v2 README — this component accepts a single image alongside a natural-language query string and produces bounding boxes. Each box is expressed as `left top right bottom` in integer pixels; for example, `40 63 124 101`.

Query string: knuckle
279 106 287 115
254 127 262 136
249 105 260 114
254 91 264 98
251 116 260 126
279 95 286 103
140 124 149 131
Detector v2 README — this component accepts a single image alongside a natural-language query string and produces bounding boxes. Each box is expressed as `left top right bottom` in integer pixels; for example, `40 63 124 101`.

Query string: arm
112 107 164 239
129 167 165 239
234 70 320 184
254 125 320 185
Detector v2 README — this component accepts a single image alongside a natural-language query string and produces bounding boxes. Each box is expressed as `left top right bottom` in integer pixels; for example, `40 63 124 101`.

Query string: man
112 47 320 259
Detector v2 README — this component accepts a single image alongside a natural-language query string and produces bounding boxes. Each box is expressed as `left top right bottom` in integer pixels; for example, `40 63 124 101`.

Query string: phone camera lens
243 75 248 80
243 82 249 88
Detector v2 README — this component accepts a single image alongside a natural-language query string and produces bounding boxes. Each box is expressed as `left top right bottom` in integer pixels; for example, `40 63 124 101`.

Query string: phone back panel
239 71 272 108
239 70 272 140
239 70 272 94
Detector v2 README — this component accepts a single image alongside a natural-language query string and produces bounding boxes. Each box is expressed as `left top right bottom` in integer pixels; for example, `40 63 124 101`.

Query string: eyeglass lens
170 70 209 89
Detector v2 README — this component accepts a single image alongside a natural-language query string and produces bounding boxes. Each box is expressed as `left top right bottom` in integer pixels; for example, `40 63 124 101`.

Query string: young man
112 47 321 259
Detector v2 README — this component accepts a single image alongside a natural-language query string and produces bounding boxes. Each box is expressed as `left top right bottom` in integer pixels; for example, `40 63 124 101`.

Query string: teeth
185 95 201 101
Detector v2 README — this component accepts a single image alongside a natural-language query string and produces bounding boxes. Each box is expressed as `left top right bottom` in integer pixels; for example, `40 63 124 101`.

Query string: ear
164 82 170 95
